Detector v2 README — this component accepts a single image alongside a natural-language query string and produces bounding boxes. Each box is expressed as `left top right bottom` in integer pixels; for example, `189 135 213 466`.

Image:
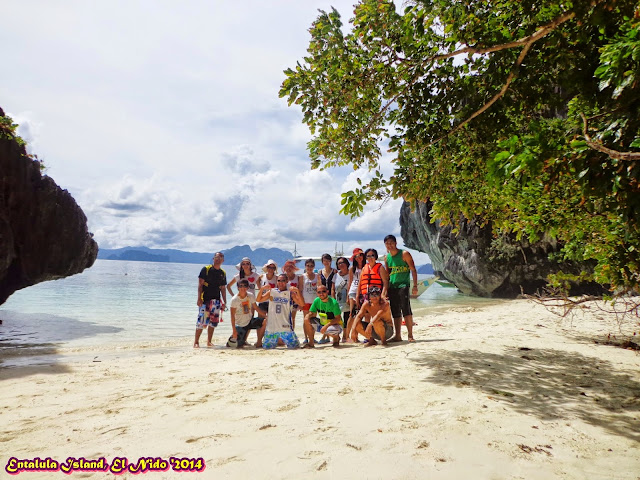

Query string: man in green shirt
302 285 343 348
384 234 418 342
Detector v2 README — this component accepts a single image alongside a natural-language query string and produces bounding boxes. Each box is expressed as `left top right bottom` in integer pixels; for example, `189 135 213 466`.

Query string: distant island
98 245 434 273
98 245 294 267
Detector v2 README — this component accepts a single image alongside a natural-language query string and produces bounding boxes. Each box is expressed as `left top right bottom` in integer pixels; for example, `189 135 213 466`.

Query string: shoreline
2 299 639 479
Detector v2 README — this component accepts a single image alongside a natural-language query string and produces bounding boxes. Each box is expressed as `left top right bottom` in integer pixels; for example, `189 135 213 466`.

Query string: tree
280 0 640 292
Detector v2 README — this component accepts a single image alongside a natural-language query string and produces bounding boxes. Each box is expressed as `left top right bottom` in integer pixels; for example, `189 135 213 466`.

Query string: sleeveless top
302 273 318 305
319 269 335 292
348 267 361 296
266 288 294 333
386 249 411 288
359 263 383 295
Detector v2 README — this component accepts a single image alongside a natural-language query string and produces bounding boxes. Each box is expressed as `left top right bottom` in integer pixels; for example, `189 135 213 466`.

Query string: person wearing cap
384 234 418 343
229 279 267 348
282 260 303 329
350 286 394 347
227 257 260 296
194 252 227 348
302 283 343 348
346 248 365 341
256 273 304 349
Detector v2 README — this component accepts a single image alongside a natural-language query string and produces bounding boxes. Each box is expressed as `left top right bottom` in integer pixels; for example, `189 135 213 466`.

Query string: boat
435 280 456 288
411 276 439 298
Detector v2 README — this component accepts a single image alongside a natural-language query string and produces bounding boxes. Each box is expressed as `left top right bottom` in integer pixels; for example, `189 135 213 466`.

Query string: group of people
193 235 418 349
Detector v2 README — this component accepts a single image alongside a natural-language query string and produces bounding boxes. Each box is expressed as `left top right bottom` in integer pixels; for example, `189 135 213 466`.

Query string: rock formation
400 200 599 298
0 108 98 305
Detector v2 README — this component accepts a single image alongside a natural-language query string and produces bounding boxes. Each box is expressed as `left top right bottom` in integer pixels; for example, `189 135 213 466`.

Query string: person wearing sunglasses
229 279 267 348
194 252 227 348
256 259 279 322
356 248 389 310
346 248 365 340
350 286 393 347
302 285 343 348
227 257 259 297
300 258 319 344
256 274 305 349
333 256 351 342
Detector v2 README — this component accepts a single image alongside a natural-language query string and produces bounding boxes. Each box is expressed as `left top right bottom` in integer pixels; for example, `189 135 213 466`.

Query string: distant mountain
98 245 294 266
416 263 434 274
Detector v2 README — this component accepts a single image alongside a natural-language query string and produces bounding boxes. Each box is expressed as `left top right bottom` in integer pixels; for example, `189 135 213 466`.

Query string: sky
1 0 431 264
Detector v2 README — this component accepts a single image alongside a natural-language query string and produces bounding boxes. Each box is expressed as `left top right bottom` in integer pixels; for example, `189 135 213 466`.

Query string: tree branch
365 11 577 147
580 113 640 161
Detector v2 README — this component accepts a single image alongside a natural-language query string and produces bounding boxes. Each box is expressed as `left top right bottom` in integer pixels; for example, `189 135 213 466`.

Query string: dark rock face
0 109 98 305
400 200 598 298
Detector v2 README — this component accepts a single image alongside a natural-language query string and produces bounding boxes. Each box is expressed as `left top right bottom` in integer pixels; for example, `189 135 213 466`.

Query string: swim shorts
388 286 412 318
309 317 343 335
360 320 394 341
262 331 300 349
196 299 222 329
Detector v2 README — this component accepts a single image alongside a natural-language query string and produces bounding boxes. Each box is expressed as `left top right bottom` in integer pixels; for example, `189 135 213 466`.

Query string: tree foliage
280 0 640 292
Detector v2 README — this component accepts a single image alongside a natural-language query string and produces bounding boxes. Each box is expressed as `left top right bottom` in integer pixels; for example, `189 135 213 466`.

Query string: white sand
1 299 639 479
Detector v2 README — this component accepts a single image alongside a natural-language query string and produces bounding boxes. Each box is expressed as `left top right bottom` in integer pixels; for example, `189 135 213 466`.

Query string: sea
0 260 501 367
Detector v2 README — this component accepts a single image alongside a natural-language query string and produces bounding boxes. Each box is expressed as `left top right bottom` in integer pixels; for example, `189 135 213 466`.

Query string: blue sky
1 1 431 264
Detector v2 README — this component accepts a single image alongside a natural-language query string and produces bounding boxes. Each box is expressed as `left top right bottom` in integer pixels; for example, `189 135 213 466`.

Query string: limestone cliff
0 108 98 304
400 200 600 298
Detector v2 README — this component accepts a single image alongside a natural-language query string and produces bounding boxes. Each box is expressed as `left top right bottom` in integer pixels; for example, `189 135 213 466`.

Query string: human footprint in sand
351 286 393 347
303 285 343 348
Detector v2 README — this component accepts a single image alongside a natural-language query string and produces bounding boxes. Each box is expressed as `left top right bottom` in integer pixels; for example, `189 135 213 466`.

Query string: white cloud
0 0 430 263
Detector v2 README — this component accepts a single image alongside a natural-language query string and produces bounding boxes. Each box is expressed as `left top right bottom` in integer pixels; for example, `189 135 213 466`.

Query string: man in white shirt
230 279 266 348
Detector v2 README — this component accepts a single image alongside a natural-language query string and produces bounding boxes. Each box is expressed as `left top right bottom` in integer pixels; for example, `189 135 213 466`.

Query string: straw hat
262 259 279 273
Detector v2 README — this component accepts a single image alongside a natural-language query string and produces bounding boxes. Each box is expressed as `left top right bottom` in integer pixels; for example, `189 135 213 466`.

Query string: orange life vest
359 262 383 295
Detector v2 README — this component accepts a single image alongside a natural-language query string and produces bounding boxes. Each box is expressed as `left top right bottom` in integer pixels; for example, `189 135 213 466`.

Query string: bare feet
193 342 200 348
206 342 213 347
364 339 377 347
301 343 314 349
408 337 415 343
254 343 263 348
332 341 340 348
390 336 402 343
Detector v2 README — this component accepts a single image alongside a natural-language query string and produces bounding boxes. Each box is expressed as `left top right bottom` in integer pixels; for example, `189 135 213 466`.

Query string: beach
2 298 639 479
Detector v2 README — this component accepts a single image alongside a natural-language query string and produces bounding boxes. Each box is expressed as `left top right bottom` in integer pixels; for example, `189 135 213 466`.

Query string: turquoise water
0 260 502 366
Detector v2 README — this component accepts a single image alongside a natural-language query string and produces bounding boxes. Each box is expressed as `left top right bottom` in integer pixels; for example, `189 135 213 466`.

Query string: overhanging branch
580 113 640 161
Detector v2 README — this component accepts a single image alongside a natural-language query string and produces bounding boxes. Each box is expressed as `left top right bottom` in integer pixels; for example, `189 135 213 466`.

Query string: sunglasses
241 262 251 266
267 266 276 269
366 255 376 258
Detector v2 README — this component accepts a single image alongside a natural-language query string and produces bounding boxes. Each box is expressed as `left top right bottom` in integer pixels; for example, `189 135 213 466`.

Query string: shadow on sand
410 346 640 443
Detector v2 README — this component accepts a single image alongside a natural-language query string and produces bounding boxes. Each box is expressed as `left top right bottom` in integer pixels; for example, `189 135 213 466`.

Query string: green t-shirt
387 249 411 288
310 297 342 325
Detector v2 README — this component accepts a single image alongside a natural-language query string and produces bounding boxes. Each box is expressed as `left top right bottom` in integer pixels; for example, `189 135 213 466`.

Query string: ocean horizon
0 259 500 367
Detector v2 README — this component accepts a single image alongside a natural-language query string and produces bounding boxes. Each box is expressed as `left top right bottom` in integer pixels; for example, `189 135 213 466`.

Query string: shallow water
0 260 505 366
